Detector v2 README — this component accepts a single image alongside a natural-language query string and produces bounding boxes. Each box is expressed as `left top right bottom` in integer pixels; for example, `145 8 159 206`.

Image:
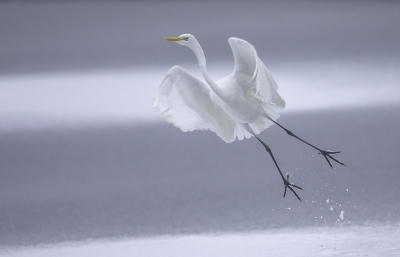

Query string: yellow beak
163 37 182 41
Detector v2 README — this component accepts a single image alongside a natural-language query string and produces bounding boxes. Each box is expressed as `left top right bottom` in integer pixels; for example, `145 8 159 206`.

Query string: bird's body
154 35 284 143
154 34 344 201
216 74 267 123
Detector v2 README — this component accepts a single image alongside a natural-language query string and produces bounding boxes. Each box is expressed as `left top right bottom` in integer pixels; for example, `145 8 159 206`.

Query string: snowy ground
2 225 400 257
1 101 400 247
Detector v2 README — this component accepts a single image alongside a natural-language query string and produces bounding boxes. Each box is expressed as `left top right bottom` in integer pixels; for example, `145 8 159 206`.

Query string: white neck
187 41 228 101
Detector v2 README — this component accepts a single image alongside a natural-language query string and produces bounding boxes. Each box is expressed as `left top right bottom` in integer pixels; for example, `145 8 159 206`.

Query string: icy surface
1 226 399 257
1 106 400 247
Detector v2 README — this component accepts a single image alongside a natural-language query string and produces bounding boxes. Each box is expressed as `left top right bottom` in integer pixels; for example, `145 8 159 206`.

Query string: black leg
270 120 345 168
253 134 303 201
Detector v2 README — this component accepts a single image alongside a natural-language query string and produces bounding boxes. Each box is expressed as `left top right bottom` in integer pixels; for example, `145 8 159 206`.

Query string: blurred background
1 0 400 252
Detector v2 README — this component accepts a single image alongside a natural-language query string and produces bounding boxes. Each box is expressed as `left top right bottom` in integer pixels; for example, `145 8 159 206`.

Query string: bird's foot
283 172 303 202
318 150 346 168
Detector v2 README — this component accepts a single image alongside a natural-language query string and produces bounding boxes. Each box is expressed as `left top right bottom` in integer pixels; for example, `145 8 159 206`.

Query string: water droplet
340 211 345 219
330 206 333 211
326 199 329 203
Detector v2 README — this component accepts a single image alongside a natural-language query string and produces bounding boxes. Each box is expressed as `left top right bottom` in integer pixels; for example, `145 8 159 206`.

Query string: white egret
153 34 344 201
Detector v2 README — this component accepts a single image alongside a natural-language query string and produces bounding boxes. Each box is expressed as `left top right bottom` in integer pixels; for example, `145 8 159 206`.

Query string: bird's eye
180 36 189 41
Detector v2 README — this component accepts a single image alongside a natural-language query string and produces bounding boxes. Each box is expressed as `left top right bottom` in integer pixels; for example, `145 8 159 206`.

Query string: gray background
1 0 400 247
1 0 399 75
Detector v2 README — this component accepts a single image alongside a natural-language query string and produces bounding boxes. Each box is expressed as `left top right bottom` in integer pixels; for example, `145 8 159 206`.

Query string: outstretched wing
228 37 285 110
153 66 237 143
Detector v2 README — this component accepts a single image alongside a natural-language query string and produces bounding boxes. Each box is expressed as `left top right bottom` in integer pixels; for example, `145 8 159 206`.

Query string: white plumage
153 35 285 143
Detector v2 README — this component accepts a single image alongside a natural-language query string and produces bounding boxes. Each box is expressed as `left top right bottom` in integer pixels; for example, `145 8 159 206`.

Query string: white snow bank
1 61 399 132
1 225 399 257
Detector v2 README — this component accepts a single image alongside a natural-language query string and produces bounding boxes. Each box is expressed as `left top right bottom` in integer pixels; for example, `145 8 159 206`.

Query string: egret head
163 34 196 46
163 34 204 66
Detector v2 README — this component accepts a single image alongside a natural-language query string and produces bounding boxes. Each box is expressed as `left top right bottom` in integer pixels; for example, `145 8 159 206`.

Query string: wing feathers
153 66 237 143
228 37 285 110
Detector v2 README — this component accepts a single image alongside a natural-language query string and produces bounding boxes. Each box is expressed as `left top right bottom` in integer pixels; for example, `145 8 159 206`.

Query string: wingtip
228 37 252 47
